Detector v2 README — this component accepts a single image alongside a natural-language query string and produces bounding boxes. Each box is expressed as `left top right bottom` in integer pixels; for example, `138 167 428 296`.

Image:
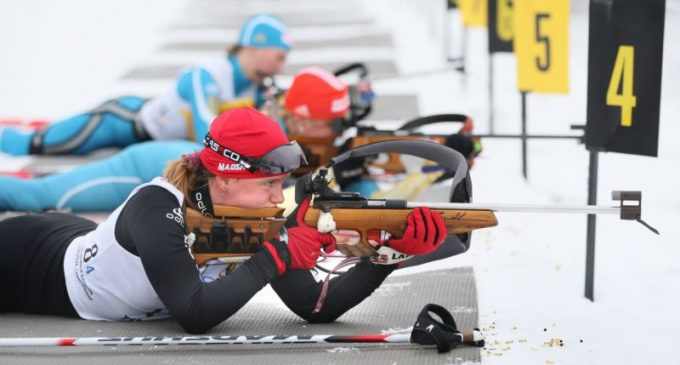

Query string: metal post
521 91 528 179
585 148 599 301
489 52 495 134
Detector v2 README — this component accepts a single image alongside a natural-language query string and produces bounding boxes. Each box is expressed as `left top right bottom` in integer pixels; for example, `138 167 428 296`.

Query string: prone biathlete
0 14 290 156
0 108 447 333
277 68 482 198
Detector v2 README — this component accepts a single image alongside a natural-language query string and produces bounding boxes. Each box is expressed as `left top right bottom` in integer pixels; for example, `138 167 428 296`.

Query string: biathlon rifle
187 140 657 265
296 140 658 257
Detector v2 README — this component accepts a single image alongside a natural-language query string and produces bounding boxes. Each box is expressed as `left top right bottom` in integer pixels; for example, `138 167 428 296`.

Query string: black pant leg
0 213 95 316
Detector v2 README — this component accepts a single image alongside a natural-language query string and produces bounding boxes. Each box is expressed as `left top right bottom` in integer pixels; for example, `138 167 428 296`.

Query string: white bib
63 177 183 321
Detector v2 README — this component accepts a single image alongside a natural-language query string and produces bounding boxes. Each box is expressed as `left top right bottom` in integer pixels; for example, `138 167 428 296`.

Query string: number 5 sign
586 0 665 157
514 0 569 93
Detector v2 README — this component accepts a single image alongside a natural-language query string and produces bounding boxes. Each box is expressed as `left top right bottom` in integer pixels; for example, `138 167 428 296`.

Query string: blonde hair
163 153 214 207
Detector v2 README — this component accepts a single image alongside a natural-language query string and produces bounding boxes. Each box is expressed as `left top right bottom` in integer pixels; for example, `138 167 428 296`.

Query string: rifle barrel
406 202 620 215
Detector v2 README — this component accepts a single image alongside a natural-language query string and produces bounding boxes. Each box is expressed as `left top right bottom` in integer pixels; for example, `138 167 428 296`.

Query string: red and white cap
199 107 305 179
284 67 350 121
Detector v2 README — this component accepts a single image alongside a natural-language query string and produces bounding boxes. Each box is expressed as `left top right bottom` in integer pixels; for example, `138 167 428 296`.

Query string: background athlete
0 14 290 156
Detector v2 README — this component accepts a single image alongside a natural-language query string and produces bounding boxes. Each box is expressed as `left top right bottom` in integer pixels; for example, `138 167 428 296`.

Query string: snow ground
1 0 679 364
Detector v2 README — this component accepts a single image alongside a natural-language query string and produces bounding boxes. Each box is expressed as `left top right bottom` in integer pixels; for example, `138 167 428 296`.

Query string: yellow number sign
459 0 487 27
514 0 569 93
606 45 637 127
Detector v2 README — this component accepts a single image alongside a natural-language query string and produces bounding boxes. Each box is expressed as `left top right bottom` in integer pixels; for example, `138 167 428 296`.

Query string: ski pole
0 305 484 353
0 331 481 347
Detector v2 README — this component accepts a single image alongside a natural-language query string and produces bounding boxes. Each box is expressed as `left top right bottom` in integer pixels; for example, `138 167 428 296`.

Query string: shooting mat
0 267 481 365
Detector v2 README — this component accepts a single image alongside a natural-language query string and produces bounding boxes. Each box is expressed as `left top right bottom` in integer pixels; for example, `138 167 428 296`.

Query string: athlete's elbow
172 308 217 334
176 317 214 334
303 311 341 324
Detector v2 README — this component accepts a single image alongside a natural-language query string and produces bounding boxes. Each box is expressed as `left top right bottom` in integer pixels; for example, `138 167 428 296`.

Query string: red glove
385 207 446 255
263 198 336 275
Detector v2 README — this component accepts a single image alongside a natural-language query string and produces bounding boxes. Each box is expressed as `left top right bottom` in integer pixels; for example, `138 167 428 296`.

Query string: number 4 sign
586 0 665 157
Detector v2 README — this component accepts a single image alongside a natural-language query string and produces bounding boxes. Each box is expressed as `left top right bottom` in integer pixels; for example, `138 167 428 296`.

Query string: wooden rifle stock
303 207 497 256
185 206 286 266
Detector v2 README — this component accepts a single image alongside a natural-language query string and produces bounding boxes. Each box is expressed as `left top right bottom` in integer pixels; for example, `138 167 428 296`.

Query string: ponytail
163 152 214 207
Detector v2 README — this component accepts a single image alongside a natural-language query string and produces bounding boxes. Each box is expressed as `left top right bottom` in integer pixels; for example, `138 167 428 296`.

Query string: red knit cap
199 107 290 178
284 67 350 121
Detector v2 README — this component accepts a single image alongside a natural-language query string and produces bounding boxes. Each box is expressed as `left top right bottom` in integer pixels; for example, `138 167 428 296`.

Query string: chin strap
189 183 214 217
